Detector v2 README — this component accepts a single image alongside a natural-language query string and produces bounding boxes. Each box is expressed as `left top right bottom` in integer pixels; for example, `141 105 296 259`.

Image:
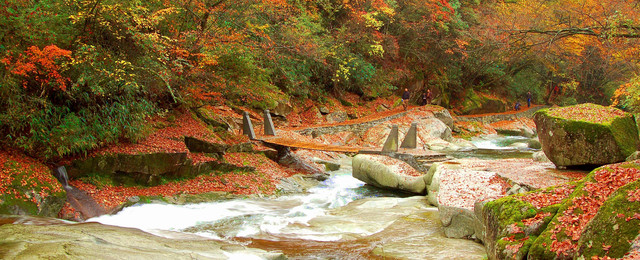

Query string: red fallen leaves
85 110 230 157
507 223 524 234
521 183 576 209
0 149 64 207
548 164 640 257
545 103 627 124
625 213 640 222
505 236 530 253
628 189 640 202
69 152 302 212
522 212 552 226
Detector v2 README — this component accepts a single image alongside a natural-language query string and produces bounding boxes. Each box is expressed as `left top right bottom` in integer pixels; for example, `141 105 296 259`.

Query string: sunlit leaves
545 103 627 124
2 45 71 91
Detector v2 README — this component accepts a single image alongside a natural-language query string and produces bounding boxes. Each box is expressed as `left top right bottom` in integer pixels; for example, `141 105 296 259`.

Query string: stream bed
89 159 487 259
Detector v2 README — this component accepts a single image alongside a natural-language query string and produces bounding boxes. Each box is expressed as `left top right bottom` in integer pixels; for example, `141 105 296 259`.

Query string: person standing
402 88 410 110
421 93 428 106
527 91 532 108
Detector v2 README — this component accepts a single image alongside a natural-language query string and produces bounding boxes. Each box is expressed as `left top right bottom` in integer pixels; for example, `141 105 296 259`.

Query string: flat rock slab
435 168 509 210
451 158 587 189
0 216 285 260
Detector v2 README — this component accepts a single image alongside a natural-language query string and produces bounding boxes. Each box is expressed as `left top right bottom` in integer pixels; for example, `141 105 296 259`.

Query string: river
86 135 533 259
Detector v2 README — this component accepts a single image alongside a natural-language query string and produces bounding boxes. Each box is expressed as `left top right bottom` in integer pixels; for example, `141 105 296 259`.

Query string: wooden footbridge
242 110 448 162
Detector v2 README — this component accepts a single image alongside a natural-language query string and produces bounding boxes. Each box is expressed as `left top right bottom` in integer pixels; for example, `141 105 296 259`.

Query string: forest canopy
1 0 639 158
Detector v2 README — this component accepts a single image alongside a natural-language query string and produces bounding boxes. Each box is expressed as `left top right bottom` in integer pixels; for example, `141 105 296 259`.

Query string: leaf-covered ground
545 103 627 124
0 148 65 215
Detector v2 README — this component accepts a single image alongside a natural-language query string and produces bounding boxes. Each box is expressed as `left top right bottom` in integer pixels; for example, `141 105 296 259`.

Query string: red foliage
522 212 552 226
505 236 530 254
0 148 64 206
627 189 640 202
548 164 640 256
521 183 576 209
546 103 627 124
2 45 71 91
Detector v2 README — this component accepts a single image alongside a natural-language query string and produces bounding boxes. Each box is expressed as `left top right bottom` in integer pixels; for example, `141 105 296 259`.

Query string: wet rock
276 174 323 193
534 103 640 167
0 217 286 260
352 154 426 194
527 138 542 149
314 160 341 171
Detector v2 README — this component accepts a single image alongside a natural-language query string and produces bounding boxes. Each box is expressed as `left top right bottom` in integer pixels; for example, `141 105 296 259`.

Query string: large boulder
352 154 426 194
534 103 640 167
483 160 640 260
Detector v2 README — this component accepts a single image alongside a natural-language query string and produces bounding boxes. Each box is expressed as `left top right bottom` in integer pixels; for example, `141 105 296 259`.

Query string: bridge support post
264 110 277 136
382 125 399 152
400 122 418 149
242 111 256 139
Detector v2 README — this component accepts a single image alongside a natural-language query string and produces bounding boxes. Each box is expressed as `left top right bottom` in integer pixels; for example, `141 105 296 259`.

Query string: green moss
486 196 538 226
577 179 640 258
610 116 640 156
537 104 639 158
528 163 639 259
0 160 66 217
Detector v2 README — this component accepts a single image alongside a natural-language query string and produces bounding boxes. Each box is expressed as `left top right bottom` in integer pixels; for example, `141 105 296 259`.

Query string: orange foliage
2 45 71 91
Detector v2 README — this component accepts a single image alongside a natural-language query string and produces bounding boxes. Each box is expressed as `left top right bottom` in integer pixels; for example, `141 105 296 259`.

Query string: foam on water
89 163 371 241
471 135 530 150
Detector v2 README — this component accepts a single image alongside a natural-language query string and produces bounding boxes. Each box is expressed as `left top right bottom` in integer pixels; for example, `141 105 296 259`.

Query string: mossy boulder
482 189 566 260
534 103 640 167
460 90 507 115
0 151 66 217
528 161 640 259
484 160 640 259
576 179 640 258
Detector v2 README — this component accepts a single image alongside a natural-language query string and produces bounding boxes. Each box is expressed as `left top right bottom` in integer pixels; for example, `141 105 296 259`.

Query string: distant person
426 89 433 105
514 101 521 111
402 88 410 110
421 93 428 106
527 91 532 108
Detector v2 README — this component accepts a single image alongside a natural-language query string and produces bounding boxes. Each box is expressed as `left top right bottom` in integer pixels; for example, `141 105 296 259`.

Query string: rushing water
89 158 487 259
87 136 538 258
91 163 402 241
449 135 538 160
